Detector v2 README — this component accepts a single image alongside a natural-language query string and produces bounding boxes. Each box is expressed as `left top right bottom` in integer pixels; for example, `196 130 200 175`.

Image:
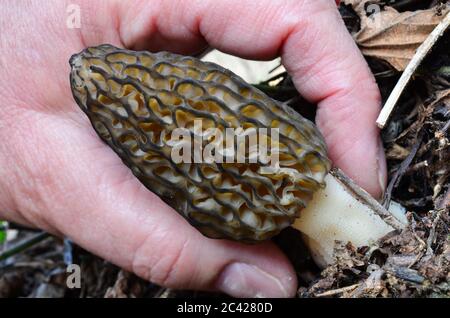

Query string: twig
350 269 385 298
376 11 450 128
408 215 427 263
333 169 406 230
426 209 443 256
406 160 429 174
155 288 172 298
383 132 424 209
257 70 287 86
0 231 50 262
436 186 450 210
441 119 450 133
314 284 360 297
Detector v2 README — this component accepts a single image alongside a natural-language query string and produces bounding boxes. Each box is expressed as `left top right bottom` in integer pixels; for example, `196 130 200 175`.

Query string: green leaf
0 221 6 244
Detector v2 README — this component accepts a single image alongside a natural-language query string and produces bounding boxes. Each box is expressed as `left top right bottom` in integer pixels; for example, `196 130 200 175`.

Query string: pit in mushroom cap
69 44 331 242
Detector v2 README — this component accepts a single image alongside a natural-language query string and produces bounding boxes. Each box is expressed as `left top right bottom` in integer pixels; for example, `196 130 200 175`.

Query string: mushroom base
292 169 408 268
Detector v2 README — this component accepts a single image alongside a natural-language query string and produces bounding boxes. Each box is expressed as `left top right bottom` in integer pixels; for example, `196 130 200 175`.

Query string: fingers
280 2 387 198
1 114 296 297
112 0 386 197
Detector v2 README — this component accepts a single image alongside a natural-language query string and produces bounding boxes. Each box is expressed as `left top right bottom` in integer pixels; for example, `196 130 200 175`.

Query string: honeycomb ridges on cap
70 44 331 242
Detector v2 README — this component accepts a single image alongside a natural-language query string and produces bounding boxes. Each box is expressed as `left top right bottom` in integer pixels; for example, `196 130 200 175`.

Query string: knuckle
131 230 193 288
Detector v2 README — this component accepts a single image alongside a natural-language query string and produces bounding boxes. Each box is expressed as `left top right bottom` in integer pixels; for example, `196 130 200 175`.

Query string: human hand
0 0 386 297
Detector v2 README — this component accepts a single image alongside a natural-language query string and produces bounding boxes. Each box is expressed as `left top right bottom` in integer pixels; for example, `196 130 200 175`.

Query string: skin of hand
0 0 386 297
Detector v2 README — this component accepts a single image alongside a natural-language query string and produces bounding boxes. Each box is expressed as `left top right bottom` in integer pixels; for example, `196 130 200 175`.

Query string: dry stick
376 11 450 129
442 118 450 133
350 269 385 298
426 209 443 256
333 169 405 231
382 132 424 209
314 283 360 297
436 186 450 210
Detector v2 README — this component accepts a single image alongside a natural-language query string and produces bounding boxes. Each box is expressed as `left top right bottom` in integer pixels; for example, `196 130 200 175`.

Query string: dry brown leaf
357 7 449 71
344 1 449 71
386 143 410 160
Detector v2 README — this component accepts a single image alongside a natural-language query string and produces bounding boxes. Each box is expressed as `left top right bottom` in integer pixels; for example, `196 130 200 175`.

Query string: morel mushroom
70 44 406 267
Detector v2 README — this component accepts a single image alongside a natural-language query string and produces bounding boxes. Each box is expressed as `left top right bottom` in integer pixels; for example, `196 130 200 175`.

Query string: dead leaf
386 143 411 160
344 1 449 71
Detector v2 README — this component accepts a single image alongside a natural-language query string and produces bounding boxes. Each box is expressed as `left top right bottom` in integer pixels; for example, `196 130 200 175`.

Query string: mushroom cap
70 44 330 242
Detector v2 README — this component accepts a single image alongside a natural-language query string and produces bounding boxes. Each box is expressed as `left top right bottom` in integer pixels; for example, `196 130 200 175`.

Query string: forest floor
0 0 448 298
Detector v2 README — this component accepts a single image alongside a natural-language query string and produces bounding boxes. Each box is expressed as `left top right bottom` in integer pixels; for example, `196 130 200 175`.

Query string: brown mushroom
70 44 406 267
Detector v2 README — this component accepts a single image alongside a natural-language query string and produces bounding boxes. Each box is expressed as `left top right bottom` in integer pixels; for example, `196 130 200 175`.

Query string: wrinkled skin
0 0 386 297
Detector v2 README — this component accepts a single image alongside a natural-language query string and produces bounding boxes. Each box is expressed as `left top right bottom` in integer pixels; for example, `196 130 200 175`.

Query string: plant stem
0 231 51 262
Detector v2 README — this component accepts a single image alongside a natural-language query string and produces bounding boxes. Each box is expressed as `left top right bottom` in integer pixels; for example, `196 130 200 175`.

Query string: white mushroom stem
292 169 408 268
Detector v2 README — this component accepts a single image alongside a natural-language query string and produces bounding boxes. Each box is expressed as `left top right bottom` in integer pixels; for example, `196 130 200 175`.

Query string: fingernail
215 263 292 298
377 138 387 197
